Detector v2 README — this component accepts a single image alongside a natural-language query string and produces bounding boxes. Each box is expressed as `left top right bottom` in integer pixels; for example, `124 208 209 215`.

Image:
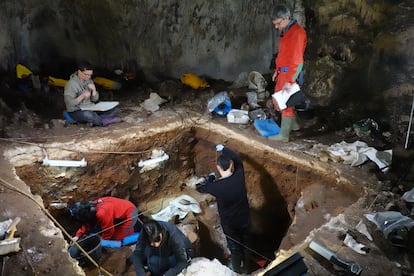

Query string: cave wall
0 0 305 81
303 0 414 139
1 0 414 140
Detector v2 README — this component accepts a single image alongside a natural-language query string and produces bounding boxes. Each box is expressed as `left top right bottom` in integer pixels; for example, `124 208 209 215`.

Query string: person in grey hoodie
63 61 120 126
130 220 193 276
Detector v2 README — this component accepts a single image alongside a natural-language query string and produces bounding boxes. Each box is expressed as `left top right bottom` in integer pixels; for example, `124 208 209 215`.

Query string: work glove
216 144 224 152
101 239 122 248
72 236 79 242
121 232 140 246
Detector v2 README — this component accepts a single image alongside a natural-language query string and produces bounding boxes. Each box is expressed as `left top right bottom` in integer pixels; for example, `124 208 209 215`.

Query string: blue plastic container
213 99 232 116
254 119 280 137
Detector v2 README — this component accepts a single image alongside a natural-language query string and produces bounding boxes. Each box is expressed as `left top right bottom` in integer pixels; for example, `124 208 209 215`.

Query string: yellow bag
16 64 33 79
180 73 209 89
47 76 68 87
93 77 122 90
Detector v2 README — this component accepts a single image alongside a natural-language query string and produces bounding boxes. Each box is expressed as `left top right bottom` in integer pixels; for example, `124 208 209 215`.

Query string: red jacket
75 196 137 240
275 20 307 91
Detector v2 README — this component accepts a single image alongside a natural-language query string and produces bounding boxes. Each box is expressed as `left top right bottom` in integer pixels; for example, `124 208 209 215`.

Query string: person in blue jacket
196 144 251 273
130 220 193 276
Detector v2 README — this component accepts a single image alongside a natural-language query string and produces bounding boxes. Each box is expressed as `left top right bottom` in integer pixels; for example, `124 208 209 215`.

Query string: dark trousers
223 223 251 273
69 107 118 126
147 255 177 276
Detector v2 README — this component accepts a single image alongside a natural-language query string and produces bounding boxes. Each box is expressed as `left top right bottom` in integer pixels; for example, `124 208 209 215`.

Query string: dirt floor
1 78 414 275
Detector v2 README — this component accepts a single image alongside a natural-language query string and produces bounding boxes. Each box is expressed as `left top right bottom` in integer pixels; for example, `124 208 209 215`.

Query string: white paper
272 82 300 110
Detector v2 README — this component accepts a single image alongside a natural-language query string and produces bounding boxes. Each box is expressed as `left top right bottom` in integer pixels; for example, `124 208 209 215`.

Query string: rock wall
303 0 414 140
1 0 414 140
0 0 304 81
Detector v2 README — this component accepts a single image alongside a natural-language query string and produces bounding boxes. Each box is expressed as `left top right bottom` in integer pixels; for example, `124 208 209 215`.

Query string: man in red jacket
71 196 138 241
269 4 307 142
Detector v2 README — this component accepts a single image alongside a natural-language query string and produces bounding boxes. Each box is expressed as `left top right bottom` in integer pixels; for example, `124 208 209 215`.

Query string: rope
0 137 151 155
0 177 113 276
0 110 205 155
224 233 274 263
1 114 269 271
77 207 160 243
2 170 278 273
97 205 275 268
0 106 212 159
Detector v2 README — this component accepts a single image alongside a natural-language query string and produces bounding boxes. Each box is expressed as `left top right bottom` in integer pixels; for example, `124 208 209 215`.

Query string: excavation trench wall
5 118 365 274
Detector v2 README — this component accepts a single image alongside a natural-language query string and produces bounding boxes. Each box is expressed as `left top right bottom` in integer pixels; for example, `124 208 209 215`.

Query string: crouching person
130 220 193 276
70 196 139 243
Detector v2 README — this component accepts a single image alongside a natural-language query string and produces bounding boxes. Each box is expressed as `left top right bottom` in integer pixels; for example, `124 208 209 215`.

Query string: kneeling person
70 196 138 242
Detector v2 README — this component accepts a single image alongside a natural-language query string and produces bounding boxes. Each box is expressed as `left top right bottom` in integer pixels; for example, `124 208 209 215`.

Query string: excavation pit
8 118 364 275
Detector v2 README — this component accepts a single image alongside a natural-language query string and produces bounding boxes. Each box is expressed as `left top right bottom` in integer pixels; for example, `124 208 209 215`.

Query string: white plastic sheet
326 141 392 172
151 195 201 222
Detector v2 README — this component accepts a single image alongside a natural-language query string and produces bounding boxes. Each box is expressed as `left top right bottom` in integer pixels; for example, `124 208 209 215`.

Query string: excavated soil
1 80 414 275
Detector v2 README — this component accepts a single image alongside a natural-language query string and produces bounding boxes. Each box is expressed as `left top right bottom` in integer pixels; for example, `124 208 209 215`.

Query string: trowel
309 240 362 276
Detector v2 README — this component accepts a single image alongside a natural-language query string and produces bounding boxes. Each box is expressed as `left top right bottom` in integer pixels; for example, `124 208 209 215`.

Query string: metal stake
405 93 414 149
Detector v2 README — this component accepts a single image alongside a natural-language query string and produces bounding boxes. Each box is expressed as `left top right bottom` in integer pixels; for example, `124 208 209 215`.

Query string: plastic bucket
68 235 102 267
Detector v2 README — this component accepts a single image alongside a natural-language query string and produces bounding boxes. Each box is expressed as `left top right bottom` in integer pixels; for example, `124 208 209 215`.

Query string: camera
205 172 216 182
195 173 216 190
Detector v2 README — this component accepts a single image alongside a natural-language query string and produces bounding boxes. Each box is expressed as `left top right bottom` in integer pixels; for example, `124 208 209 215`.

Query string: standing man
64 61 121 126
196 144 251 274
269 5 307 142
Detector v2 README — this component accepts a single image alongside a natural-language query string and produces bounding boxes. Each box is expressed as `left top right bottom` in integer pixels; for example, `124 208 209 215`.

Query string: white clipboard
80 101 119 111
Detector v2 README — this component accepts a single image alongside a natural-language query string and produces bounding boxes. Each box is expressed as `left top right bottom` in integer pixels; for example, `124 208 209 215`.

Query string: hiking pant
69 107 118 126
223 223 251 274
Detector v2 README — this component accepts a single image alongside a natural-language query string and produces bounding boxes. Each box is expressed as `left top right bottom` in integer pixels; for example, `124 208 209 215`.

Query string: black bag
286 90 306 107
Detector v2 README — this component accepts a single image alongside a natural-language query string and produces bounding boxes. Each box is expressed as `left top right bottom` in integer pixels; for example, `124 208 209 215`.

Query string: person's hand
216 144 224 152
87 83 97 96
87 83 96 92
82 90 91 100
272 71 278 82
71 236 79 244
272 97 280 111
